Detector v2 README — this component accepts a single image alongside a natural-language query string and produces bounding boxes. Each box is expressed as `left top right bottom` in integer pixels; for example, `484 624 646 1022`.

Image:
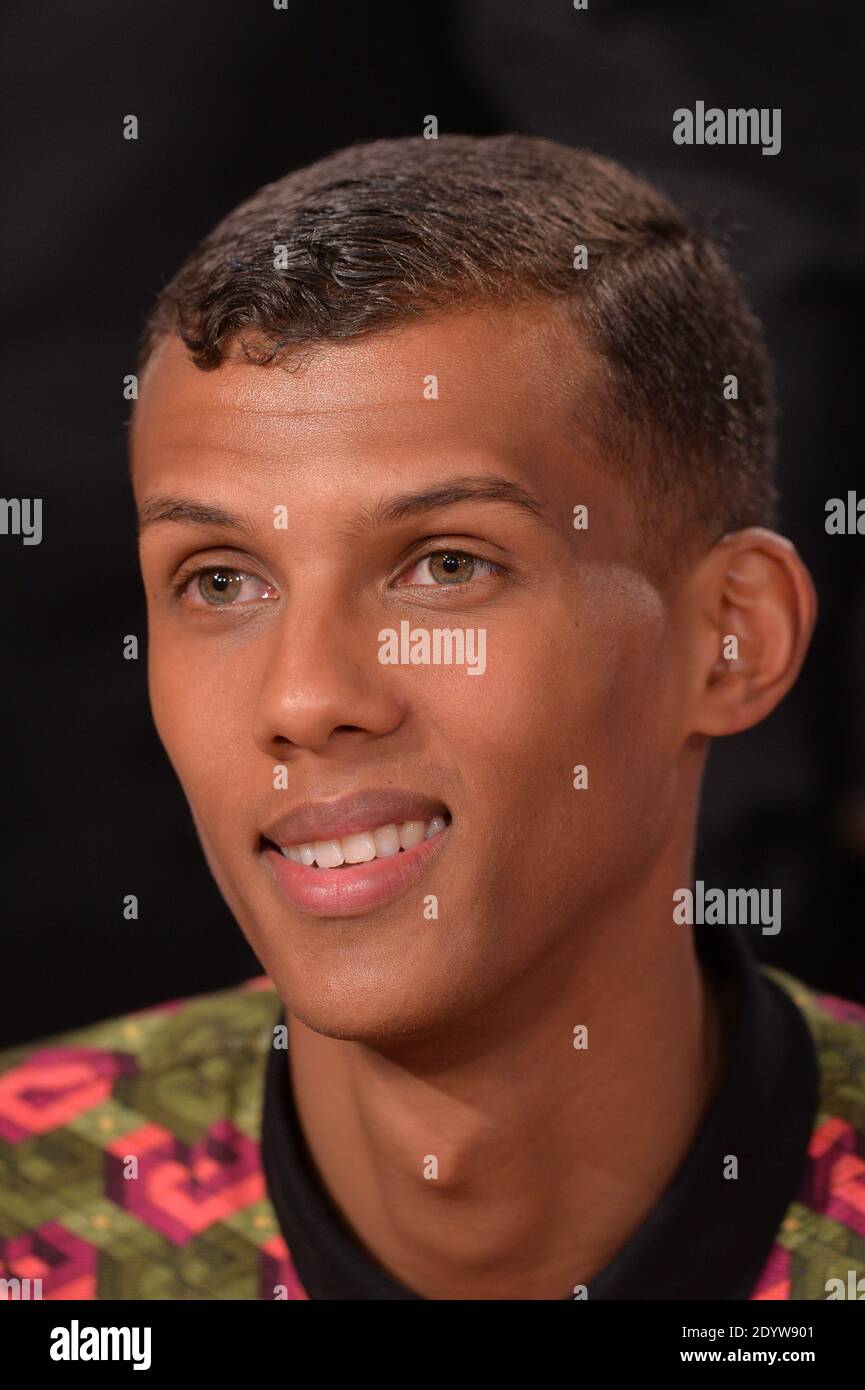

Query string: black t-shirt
261 923 819 1299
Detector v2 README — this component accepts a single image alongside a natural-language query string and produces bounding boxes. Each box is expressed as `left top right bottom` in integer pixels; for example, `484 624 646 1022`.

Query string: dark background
2 1 863 1046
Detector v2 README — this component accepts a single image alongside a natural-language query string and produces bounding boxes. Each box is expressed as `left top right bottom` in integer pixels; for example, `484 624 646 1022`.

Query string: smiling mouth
261 812 451 870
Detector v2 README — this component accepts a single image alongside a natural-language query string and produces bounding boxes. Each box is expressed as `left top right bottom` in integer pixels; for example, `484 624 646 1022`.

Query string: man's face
132 304 690 1042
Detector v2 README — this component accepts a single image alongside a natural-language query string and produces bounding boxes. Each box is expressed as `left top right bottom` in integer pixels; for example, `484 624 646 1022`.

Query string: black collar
261 924 819 1299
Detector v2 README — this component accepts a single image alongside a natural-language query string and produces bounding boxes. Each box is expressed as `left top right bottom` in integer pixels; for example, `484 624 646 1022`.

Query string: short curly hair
138 133 778 557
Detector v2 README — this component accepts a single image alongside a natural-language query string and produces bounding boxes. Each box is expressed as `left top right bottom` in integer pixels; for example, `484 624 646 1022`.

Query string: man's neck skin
285 881 727 1301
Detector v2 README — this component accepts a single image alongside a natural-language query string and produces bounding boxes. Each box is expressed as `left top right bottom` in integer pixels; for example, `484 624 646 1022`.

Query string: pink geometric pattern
0 1222 97 1299
813 991 865 1027
104 1118 265 1244
749 1243 792 1300
798 1115 865 1237
0 1048 137 1143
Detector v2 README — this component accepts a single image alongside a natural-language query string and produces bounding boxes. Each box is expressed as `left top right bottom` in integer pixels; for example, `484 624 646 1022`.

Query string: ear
684 528 817 738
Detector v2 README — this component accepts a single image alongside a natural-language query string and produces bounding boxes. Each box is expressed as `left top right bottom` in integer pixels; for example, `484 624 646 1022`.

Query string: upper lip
262 789 450 848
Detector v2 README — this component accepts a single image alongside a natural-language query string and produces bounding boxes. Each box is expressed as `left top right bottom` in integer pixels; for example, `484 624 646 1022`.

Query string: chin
278 989 448 1046
236 887 503 1046
264 948 482 1046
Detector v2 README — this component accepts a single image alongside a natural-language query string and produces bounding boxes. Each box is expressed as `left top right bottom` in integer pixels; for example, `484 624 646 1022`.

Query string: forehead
130 303 601 490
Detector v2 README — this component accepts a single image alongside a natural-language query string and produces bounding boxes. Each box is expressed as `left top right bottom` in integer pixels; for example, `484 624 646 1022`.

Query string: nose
251 603 404 759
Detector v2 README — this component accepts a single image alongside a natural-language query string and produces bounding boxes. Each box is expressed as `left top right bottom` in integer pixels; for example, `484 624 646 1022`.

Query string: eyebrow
360 476 549 529
137 476 551 539
137 496 259 538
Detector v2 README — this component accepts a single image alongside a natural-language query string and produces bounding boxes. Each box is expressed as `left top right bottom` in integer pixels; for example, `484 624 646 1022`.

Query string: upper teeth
280 816 448 868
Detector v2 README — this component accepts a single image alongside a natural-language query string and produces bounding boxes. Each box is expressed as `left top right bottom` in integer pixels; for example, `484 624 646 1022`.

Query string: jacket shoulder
0 975 280 1120
765 966 865 1134
0 978 302 1300
751 968 865 1299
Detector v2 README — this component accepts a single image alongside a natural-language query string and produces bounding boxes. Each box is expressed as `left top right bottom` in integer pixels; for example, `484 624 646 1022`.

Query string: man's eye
180 568 277 607
397 551 499 587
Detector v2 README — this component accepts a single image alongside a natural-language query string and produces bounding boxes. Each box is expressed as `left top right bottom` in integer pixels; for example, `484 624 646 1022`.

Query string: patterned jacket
1 968 863 1300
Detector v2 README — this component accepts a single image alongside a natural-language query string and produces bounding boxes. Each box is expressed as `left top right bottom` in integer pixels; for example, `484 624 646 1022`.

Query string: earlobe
692 528 817 737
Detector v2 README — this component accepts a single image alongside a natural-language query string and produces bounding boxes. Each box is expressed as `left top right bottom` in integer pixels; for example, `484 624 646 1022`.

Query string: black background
2 1 863 1046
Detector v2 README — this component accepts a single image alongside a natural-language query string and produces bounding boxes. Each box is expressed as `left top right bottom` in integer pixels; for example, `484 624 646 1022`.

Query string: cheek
147 627 246 796
423 579 673 856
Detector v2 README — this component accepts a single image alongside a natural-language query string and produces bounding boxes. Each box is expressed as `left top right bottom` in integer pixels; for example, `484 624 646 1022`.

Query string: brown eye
180 567 277 608
398 550 499 587
198 569 245 604
428 552 476 584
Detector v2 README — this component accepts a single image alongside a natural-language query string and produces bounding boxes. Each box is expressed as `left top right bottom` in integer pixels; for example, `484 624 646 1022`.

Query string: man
1 135 863 1300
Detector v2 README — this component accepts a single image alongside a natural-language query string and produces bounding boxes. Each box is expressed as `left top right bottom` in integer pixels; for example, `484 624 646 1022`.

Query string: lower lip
261 828 449 918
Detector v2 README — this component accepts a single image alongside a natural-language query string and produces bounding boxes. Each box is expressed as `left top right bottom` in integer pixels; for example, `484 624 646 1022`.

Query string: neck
286 891 728 1300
